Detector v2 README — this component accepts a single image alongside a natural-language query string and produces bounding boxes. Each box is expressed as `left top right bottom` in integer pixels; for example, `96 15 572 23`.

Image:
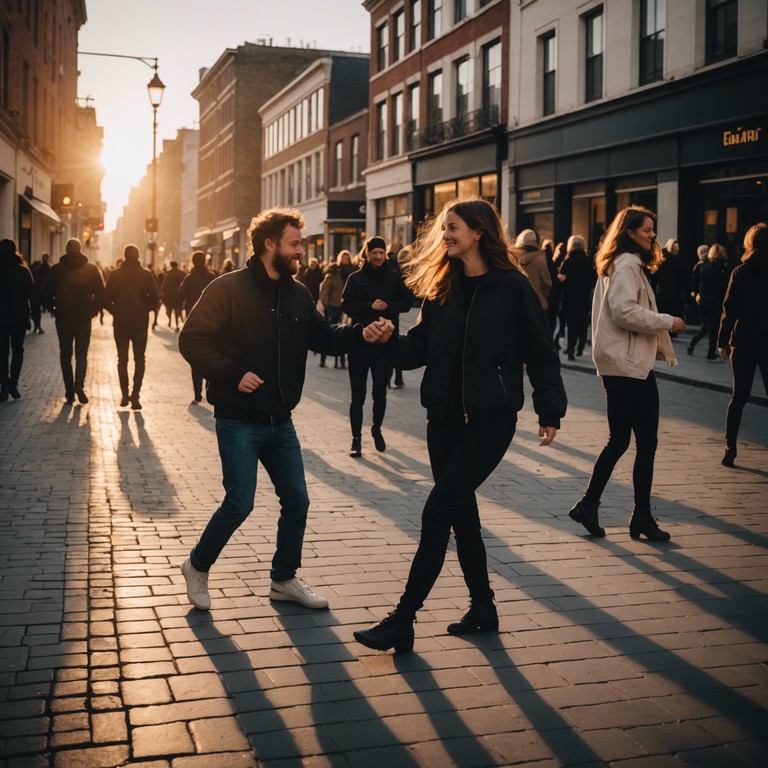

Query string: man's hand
238 371 265 393
372 299 388 311
539 426 557 446
719 347 731 361
363 317 395 344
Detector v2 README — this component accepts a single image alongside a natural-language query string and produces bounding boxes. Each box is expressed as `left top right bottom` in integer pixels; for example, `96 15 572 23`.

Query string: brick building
260 54 369 261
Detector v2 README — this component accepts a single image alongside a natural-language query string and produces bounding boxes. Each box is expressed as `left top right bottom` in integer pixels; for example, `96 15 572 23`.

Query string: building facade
364 0 511 246
261 55 370 261
0 0 97 262
179 129 199 260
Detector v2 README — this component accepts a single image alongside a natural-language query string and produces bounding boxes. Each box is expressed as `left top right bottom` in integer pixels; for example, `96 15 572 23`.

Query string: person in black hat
341 235 413 457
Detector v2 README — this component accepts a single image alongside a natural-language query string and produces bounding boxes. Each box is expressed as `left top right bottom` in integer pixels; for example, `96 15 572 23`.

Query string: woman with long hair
718 223 768 467
353 198 566 653
568 205 684 542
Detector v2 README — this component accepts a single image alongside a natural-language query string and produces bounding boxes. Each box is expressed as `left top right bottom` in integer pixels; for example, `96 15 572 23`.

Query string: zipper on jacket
462 285 480 424
497 366 507 396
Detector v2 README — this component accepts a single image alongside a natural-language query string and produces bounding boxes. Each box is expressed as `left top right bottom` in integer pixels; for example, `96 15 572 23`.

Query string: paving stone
188 715 251 753
132 722 195 758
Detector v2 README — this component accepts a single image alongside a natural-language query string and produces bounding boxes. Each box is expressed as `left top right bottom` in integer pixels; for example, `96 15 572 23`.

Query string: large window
585 8 604 103
428 71 443 126
455 57 471 119
541 33 556 116
393 10 405 62
351 134 359 181
454 0 466 24
334 141 343 187
407 83 420 151
377 22 389 71
640 0 665 85
706 0 738 64
376 101 388 160
392 92 404 156
428 0 442 40
410 0 422 52
483 39 502 122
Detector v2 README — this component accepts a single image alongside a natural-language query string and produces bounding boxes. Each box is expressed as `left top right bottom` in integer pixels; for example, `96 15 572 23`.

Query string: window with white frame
542 32 556 115
410 0 422 51
585 8 603 103
393 9 405 62
640 0 665 85
392 91 404 155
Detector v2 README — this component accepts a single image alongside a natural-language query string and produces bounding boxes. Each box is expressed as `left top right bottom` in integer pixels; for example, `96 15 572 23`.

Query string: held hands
363 317 395 344
539 426 557 446
371 299 388 311
238 371 265 393
670 317 686 333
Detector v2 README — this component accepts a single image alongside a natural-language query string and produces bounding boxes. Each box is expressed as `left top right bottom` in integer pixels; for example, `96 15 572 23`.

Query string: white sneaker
269 578 329 609
181 559 211 610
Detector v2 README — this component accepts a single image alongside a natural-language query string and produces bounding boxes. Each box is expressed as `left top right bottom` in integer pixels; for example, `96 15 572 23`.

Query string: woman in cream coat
568 206 685 541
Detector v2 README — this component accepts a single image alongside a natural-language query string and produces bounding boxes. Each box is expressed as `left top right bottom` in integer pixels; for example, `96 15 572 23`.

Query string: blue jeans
190 418 310 582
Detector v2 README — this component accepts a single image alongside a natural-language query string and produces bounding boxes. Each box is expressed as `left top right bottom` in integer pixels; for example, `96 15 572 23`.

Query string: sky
77 1 371 231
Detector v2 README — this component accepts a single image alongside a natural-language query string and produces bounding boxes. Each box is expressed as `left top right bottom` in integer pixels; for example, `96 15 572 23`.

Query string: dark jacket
558 249 596 323
161 267 185 305
104 260 160 325
43 252 105 323
0 252 35 330
298 264 323 303
178 255 365 421
389 268 567 427
654 251 688 305
341 259 413 332
718 252 768 353
696 259 730 310
179 265 216 312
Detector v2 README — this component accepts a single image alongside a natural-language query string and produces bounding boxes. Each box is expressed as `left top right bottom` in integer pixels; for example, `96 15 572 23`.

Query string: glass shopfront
518 187 554 244
375 193 413 249
424 172 498 217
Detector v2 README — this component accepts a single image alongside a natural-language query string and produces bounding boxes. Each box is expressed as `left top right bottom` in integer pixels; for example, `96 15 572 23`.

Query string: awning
24 196 62 224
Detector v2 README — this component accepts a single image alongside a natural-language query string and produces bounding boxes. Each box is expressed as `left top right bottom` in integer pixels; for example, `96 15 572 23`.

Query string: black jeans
347 351 392 436
585 372 659 512
689 304 720 357
56 319 92 393
566 321 588 356
0 326 26 386
396 411 517 620
114 322 148 397
726 347 768 448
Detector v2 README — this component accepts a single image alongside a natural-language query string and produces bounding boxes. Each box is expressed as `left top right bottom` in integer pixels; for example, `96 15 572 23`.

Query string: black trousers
114 322 148 397
347 351 391 436
56 319 92 393
0 326 26 386
396 411 517 620
726 347 768 448
586 372 659 512
689 304 720 357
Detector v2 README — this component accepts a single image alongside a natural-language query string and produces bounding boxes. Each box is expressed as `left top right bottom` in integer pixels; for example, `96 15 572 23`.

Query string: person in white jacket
568 206 685 541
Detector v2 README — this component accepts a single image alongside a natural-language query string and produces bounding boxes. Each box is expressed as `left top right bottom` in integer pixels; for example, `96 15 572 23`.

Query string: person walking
161 261 185 330
687 244 709 325
353 198 566 653
318 262 345 369
43 238 105 404
558 235 596 361
567 206 684 542
177 207 393 612
179 251 217 403
0 239 35 401
337 249 355 285
654 239 687 336
103 244 160 410
341 236 413 457
718 223 768 468
298 256 323 304
687 244 730 360
514 229 552 310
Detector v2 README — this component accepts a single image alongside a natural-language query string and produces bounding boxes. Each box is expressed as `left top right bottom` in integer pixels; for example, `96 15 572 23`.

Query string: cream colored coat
591 252 677 378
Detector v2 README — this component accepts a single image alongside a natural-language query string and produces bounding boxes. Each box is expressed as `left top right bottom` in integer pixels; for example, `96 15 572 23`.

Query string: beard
271 247 299 277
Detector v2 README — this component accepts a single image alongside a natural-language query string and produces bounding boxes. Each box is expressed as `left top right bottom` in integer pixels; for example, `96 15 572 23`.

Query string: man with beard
178 207 393 612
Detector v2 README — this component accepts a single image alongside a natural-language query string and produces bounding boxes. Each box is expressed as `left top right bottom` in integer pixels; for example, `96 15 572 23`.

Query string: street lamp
147 71 165 272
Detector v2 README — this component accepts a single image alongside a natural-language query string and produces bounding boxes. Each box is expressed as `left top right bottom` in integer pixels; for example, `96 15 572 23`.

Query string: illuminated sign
723 126 762 147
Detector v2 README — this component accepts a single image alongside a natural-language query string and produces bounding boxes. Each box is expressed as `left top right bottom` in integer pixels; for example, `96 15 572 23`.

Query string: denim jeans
190 418 310 582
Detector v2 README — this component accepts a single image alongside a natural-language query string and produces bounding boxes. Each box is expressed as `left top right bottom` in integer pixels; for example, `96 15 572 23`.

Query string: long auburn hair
403 197 522 304
742 223 768 262
594 205 663 277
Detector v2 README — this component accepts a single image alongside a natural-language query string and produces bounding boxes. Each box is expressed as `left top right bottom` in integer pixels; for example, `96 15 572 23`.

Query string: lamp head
147 72 165 108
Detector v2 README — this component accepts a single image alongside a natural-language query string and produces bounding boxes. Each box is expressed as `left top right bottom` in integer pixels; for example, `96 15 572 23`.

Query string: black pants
192 369 204 401
585 372 659 512
114 322 148 397
566 321 588 356
689 304 721 357
726 347 768 448
320 307 343 367
0 326 26 387
396 411 517 620
56 319 92 394
347 351 391 436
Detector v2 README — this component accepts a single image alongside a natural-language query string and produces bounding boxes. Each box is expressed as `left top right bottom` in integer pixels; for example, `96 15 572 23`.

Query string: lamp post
147 71 165 271
78 51 165 268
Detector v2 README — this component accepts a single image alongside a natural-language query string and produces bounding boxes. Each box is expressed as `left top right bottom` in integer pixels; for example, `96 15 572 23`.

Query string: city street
1 311 767 768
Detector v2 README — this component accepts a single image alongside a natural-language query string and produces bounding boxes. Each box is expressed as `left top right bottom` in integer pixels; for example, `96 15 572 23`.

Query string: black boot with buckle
354 611 414 653
629 508 670 541
447 601 499 635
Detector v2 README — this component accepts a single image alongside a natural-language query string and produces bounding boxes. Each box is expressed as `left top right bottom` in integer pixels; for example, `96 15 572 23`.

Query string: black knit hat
366 236 386 252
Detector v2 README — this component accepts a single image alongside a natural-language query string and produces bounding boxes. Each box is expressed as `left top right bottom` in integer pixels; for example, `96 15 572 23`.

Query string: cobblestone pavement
1 312 766 768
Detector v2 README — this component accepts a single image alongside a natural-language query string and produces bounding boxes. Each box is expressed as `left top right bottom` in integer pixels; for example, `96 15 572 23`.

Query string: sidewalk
0 316 766 768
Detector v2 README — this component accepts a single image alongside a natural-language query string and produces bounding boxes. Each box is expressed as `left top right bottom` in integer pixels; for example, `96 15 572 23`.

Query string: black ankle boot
568 496 605 537
349 436 362 457
371 426 386 452
447 602 498 635
722 445 736 467
354 611 414 653
629 510 670 541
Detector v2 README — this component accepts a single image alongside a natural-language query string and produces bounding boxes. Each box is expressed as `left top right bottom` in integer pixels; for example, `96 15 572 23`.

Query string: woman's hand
539 426 557 446
670 317 686 333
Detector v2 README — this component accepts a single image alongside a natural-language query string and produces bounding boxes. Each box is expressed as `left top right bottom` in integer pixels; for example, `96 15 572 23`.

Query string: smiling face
627 216 656 253
366 247 387 269
270 224 304 277
442 210 482 260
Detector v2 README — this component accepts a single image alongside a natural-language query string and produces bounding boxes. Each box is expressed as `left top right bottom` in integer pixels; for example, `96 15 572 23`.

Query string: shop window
706 0 738 64
640 0 665 85
410 0 422 52
377 22 389 71
541 32 556 116
584 8 603 103
376 194 413 247
393 10 405 62
572 183 606 254
615 174 657 213
428 0 442 40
